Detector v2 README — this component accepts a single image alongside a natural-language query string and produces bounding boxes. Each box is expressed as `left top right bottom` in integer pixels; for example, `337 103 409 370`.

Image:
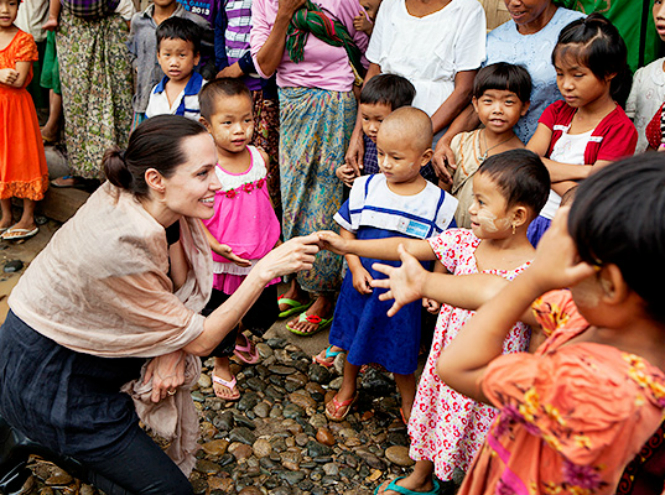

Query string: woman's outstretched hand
256 233 321 281
527 207 596 292
370 244 427 317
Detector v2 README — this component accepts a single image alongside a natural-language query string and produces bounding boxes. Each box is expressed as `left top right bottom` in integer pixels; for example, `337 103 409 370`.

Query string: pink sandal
212 374 241 401
325 392 358 422
233 334 260 364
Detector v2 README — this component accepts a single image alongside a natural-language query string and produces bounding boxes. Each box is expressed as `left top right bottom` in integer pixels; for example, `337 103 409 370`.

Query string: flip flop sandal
286 312 333 336
325 392 358 422
212 374 241 401
1 227 39 241
277 294 313 318
313 345 343 367
233 333 260 364
373 476 442 495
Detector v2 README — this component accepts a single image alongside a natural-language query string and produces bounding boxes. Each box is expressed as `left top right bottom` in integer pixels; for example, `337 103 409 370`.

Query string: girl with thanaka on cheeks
197 79 281 401
323 107 458 423
526 13 637 245
435 154 665 495
320 149 550 494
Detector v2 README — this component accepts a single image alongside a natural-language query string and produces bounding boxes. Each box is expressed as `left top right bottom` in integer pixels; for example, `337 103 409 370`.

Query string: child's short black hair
199 78 252 121
360 74 416 110
473 62 532 103
156 17 202 54
569 153 665 324
478 149 550 215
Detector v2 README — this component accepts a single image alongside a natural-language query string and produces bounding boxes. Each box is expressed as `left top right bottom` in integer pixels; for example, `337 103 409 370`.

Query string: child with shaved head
322 107 459 422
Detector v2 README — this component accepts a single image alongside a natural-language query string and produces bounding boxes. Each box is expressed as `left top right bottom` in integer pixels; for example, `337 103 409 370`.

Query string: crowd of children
2 0 665 492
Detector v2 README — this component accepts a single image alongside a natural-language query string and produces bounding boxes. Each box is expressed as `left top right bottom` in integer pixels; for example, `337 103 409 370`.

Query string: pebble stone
21 337 419 494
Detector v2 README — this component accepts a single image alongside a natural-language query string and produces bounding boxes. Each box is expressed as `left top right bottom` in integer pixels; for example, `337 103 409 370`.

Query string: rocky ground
12 336 441 495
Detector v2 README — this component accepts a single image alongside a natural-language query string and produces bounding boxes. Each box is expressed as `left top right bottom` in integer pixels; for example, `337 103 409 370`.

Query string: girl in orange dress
435 153 665 495
0 0 48 240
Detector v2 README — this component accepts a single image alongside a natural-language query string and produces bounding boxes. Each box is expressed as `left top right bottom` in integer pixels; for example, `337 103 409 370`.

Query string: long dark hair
568 153 665 324
104 115 208 198
552 13 632 107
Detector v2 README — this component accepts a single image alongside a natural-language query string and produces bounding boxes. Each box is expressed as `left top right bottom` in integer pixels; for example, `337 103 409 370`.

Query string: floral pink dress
408 229 532 481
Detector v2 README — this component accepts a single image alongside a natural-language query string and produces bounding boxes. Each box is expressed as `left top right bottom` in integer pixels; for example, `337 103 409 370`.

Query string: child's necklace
478 129 515 163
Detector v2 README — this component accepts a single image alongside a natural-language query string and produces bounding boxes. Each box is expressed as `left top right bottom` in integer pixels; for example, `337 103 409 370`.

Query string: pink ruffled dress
202 145 281 294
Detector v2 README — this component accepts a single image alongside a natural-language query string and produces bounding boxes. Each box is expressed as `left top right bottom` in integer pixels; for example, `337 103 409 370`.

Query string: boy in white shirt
146 17 206 120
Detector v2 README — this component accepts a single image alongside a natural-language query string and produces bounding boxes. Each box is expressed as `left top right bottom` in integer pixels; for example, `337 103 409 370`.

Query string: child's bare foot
212 358 240 401
286 295 334 336
278 280 311 317
375 476 437 495
313 345 344 367
325 390 358 422
0 218 13 231
41 17 58 31
41 126 59 144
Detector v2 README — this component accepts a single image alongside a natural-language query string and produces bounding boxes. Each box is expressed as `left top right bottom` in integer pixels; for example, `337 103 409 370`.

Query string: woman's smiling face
504 0 552 32
159 133 221 220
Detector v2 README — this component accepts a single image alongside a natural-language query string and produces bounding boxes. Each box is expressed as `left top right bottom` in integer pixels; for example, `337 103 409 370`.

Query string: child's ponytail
552 13 632 107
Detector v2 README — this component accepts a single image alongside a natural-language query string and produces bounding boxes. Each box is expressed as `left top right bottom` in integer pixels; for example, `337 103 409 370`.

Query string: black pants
202 284 279 357
83 425 193 495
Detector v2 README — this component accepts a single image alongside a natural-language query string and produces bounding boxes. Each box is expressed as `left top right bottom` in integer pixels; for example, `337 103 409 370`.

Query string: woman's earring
512 223 516 235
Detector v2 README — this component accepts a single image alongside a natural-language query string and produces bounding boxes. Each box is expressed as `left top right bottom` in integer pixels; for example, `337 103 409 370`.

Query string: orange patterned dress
459 290 665 495
0 29 48 200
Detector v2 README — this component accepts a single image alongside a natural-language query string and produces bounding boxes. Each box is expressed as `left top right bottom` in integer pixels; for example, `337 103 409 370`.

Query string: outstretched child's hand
351 266 373 295
527 207 596 292
213 244 252 267
353 10 373 34
423 297 440 314
371 244 427 316
336 163 358 188
317 231 349 255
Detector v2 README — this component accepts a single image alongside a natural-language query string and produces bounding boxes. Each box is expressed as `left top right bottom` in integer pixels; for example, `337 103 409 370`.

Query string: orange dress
0 29 48 200
459 290 665 495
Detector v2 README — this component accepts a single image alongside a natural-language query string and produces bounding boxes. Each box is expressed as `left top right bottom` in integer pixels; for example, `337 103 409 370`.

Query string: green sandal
277 295 313 318
286 311 333 336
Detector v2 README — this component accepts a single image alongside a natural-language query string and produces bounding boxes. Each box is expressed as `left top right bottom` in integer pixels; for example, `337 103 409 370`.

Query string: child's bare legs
326 359 360 419
0 199 36 232
377 373 434 494
211 356 239 400
375 460 436 494
394 372 416 423
0 199 13 230
41 90 62 142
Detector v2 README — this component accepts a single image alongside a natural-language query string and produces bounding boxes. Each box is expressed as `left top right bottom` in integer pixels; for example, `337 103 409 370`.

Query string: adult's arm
432 103 481 176
183 234 320 355
252 0 306 78
214 6 231 71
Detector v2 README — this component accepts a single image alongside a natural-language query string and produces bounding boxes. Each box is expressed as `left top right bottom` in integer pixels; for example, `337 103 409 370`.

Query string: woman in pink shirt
250 0 368 335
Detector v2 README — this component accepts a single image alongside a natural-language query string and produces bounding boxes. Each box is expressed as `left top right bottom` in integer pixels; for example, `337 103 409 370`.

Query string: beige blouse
9 182 212 358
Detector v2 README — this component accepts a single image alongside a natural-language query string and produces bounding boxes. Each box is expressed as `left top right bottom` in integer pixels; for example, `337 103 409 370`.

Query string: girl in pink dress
198 78 280 401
